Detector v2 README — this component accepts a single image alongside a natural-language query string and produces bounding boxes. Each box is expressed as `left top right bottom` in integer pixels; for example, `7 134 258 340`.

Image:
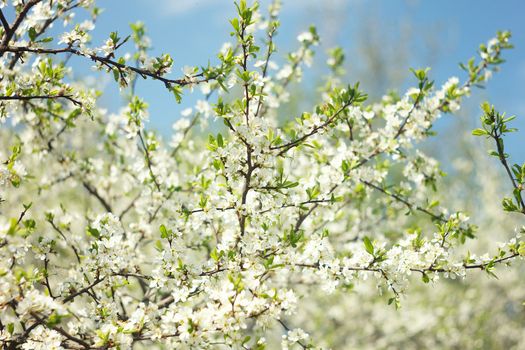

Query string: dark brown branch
361 179 445 222
137 130 161 192
8 1 82 69
0 9 10 33
494 130 525 212
0 0 40 57
15 203 31 226
82 181 113 213
43 257 56 299
63 277 104 303
1 45 214 87
254 19 277 118
296 251 521 276
118 191 142 220
393 86 426 140
270 102 351 156
277 319 308 349
0 94 82 106
48 219 82 263
30 312 91 349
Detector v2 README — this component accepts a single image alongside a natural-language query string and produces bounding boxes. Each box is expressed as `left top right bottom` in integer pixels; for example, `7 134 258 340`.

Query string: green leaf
282 181 299 189
242 336 251 346
471 128 487 136
112 68 120 83
502 197 518 212
170 85 183 103
46 312 63 327
306 185 320 200
230 18 239 33
212 158 223 170
387 296 400 309
28 27 37 42
159 224 169 239
518 243 525 257
421 272 430 283
210 248 220 262
86 227 100 239
363 236 374 255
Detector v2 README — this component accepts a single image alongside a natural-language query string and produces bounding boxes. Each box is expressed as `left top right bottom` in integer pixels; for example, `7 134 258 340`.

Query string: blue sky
82 0 525 161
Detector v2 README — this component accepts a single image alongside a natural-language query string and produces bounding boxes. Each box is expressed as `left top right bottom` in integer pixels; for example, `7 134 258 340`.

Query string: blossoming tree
0 0 523 349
